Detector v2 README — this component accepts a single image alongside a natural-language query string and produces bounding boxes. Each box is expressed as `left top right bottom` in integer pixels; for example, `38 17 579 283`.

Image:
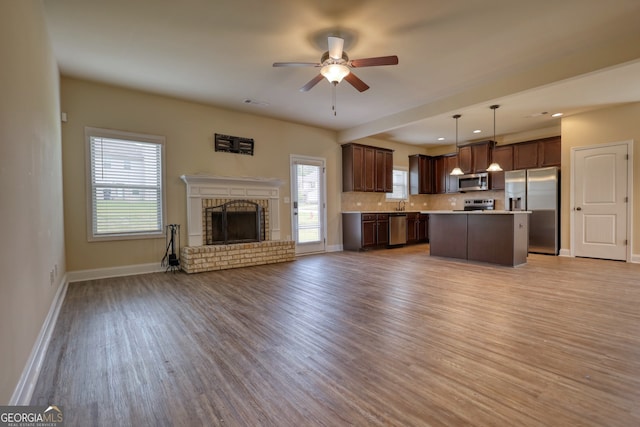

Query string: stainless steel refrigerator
504 166 560 255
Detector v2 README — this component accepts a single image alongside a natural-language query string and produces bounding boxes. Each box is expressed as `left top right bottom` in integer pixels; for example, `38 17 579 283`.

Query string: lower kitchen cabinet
343 213 390 250
429 212 529 266
407 213 429 244
344 212 427 250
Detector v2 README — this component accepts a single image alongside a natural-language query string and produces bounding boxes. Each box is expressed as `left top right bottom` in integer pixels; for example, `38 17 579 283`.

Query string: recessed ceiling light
551 112 563 117
473 129 481 134
437 137 445 141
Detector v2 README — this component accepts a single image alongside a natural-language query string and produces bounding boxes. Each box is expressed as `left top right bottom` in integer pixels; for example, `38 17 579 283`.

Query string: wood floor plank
32 245 640 426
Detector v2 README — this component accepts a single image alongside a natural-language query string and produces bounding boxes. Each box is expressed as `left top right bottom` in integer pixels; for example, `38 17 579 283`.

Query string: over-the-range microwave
457 172 489 192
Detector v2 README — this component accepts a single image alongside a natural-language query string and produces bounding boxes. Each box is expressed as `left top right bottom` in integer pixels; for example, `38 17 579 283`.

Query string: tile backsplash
341 190 505 212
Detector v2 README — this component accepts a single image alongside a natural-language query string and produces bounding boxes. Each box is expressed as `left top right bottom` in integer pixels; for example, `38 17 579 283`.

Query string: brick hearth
180 241 295 274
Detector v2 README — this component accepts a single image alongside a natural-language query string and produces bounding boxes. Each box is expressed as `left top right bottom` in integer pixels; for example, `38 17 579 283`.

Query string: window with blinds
387 169 408 200
86 127 165 240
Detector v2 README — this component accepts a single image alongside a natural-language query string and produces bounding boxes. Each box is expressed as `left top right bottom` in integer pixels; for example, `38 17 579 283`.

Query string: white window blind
87 128 164 240
387 169 408 200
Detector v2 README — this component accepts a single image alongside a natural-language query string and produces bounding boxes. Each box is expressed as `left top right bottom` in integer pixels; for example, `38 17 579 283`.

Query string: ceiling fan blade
344 72 370 92
299 74 324 92
350 55 399 68
273 62 321 67
328 36 344 60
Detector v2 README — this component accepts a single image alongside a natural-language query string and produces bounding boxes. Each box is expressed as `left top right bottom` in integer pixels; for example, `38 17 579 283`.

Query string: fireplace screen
205 200 264 245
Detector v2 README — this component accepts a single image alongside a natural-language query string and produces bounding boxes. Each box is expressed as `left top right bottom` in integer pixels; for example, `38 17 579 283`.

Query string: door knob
576 207 582 211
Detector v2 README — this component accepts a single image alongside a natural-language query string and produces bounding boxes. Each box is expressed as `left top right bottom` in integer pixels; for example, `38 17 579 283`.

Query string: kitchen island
429 211 530 266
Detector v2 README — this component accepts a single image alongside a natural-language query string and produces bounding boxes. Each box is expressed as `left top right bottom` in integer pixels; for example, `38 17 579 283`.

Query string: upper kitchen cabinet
409 154 433 194
434 154 459 194
489 144 514 190
538 136 561 167
513 136 561 170
342 143 394 193
513 141 539 170
471 142 491 172
458 146 472 174
376 149 394 193
457 142 491 174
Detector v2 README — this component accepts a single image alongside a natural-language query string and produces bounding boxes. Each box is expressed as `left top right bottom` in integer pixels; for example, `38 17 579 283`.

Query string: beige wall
0 2 65 403
561 103 640 256
61 78 341 270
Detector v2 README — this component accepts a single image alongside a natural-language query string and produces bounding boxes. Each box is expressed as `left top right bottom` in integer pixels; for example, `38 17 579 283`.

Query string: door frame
570 139 634 261
290 154 327 255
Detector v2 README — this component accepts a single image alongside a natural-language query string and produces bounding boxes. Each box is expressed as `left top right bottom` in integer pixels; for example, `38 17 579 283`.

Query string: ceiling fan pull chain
332 82 337 116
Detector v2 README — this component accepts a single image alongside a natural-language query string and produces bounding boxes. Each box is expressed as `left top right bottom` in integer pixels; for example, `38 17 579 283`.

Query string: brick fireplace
180 175 294 273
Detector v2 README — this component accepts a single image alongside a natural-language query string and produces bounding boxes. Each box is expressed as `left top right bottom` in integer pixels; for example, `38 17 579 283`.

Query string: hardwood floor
32 245 640 426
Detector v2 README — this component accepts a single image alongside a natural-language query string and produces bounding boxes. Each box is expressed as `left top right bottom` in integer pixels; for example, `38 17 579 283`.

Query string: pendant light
486 104 503 172
450 114 464 176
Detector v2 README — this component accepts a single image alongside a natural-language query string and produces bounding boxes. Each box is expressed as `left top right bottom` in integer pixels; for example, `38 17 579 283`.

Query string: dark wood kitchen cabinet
458 146 472 174
456 142 490 174
445 155 459 193
409 154 433 194
434 155 459 194
363 146 376 191
489 144 514 190
406 213 429 244
538 136 561 167
407 213 418 243
513 141 539 170
418 213 429 242
342 143 393 193
375 149 393 193
513 137 561 170
343 213 389 250
471 142 491 172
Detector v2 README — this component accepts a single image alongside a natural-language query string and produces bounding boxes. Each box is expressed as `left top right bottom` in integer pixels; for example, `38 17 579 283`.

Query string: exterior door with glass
291 156 326 254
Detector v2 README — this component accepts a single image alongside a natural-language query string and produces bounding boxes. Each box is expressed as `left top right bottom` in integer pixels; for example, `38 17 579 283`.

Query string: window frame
85 127 166 242
386 167 409 201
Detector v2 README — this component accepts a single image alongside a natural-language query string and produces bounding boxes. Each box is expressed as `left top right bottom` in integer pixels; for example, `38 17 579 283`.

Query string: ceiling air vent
214 133 254 156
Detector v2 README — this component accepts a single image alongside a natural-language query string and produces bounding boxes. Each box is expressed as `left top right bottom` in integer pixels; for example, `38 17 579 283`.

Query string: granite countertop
426 210 532 214
342 210 531 214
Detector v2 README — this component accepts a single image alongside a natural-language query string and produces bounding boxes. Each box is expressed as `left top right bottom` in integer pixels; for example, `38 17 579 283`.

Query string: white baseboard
559 248 640 263
67 262 164 283
10 275 68 405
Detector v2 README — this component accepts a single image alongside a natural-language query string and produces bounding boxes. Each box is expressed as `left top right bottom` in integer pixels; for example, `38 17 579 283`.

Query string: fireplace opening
205 200 265 245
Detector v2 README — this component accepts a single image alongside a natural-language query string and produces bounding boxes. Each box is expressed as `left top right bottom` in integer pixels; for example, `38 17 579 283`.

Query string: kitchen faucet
397 200 406 211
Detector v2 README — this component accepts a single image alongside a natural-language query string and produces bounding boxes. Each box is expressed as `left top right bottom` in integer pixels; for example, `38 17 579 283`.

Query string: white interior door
291 156 326 254
573 142 630 260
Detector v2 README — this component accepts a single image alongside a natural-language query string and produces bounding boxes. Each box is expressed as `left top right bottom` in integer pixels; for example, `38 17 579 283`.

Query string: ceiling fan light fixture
320 63 350 83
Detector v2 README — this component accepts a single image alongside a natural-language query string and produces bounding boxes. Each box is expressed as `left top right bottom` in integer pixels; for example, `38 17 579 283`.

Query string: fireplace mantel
181 174 282 246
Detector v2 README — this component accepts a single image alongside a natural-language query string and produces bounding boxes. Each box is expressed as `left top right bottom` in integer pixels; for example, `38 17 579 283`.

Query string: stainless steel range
464 198 495 211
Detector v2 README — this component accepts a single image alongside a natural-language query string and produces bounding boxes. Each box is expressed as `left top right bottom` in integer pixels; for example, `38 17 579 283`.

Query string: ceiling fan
273 36 399 93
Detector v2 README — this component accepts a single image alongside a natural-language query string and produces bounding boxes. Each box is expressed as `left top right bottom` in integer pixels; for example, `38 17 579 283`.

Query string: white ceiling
42 0 640 147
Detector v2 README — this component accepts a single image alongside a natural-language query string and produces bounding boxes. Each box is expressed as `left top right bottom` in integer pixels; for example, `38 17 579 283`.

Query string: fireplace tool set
162 224 181 272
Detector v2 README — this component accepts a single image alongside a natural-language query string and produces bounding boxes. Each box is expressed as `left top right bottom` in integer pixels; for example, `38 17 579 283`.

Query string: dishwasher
388 213 407 246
